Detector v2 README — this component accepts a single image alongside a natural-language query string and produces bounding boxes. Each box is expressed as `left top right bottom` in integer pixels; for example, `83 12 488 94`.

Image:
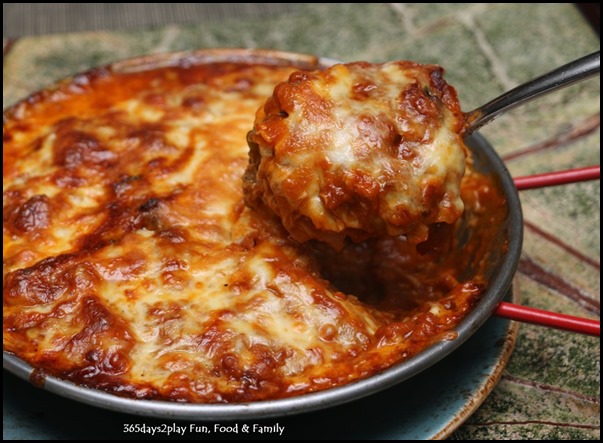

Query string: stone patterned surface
3 3 600 439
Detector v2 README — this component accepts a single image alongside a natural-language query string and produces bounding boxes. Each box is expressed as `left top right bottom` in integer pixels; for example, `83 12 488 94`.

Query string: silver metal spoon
464 50 600 134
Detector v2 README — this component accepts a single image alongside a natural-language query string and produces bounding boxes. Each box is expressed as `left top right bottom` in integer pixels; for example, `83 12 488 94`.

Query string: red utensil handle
514 165 600 190
494 302 600 337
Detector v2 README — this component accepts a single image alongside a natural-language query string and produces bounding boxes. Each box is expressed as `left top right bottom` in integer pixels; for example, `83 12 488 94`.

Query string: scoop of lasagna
244 61 467 249
3 51 505 403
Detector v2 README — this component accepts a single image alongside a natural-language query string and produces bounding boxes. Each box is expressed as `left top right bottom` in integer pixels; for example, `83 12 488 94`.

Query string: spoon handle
464 51 600 134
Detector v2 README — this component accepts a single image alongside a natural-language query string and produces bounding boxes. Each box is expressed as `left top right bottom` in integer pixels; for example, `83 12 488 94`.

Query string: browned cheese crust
245 61 467 249
4 57 506 403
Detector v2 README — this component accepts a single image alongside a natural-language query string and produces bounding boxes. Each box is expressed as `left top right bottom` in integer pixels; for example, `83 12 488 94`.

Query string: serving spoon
463 51 600 337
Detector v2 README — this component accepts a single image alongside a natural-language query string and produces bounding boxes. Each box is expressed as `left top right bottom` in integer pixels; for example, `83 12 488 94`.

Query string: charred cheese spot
4 57 506 403
245 61 467 249
5 194 51 235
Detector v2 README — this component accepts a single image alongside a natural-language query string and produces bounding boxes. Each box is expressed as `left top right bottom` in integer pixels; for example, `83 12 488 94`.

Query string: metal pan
2 49 523 421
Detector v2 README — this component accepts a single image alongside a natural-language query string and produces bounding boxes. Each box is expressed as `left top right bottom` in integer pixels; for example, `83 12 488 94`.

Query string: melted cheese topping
3 55 505 403
245 61 467 249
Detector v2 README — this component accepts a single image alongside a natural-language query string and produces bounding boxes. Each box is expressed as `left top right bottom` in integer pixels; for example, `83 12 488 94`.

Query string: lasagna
244 61 467 249
3 51 506 402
